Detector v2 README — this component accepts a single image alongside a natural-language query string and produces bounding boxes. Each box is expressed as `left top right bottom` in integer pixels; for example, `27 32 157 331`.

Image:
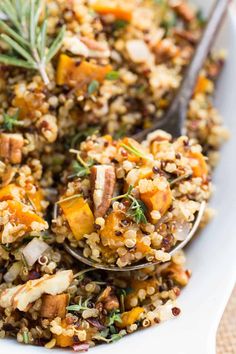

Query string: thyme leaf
69 158 94 179
121 142 150 160
105 70 119 81
2 111 23 131
112 185 148 224
107 310 122 326
88 80 99 95
66 296 92 313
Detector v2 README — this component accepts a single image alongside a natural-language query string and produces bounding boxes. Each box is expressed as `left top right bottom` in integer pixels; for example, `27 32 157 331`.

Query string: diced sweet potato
140 185 172 220
188 151 208 179
117 307 144 328
6 200 47 230
194 75 212 95
54 319 74 348
120 137 147 162
135 238 152 255
139 167 153 180
41 294 69 319
60 196 94 240
56 54 111 93
100 211 125 248
0 184 23 201
91 0 133 21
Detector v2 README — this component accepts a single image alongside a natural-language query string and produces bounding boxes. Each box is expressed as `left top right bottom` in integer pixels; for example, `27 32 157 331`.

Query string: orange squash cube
60 196 94 240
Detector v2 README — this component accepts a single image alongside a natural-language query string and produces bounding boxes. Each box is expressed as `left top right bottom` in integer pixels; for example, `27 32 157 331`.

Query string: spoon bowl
64 202 206 271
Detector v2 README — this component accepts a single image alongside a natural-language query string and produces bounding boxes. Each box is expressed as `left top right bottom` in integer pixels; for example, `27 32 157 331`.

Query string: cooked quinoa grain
0 0 228 351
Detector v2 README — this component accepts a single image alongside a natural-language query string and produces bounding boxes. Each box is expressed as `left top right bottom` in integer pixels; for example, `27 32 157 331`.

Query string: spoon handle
177 0 230 133
134 0 230 141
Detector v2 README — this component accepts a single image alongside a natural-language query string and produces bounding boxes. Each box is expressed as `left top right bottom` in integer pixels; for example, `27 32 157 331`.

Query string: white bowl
1 1 236 354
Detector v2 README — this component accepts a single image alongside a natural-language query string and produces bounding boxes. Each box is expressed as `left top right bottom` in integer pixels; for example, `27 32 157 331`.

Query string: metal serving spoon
63 0 229 271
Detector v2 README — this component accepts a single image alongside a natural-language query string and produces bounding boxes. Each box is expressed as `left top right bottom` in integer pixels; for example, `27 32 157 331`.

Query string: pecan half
40 293 69 319
173 29 200 45
170 1 195 22
96 286 119 311
0 133 24 164
90 165 116 218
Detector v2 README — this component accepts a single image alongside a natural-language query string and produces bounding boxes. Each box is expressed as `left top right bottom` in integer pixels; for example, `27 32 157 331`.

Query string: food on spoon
54 131 210 267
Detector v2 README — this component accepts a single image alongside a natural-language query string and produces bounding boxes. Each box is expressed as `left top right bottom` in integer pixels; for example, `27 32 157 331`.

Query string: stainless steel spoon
63 0 229 271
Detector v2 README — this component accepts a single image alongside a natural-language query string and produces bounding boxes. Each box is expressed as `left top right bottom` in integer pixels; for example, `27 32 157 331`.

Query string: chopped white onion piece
173 222 191 241
3 262 21 283
22 238 49 267
126 39 151 63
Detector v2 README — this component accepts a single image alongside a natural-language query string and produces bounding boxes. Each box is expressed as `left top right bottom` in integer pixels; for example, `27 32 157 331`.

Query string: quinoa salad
0 0 229 351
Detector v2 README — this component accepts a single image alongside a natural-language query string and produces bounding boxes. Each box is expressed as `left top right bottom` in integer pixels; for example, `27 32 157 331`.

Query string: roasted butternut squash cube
194 75 212 95
60 196 94 240
56 54 111 93
101 211 125 248
6 200 47 229
140 185 172 220
0 184 23 201
91 0 133 21
188 151 208 179
54 319 74 348
117 307 144 328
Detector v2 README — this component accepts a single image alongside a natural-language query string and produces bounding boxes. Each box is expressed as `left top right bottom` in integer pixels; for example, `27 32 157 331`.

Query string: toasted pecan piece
90 165 116 218
173 28 200 45
0 133 24 164
41 293 69 319
170 1 195 22
96 286 119 311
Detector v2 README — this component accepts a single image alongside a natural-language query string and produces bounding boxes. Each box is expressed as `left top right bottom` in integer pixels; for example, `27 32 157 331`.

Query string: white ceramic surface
1 1 236 354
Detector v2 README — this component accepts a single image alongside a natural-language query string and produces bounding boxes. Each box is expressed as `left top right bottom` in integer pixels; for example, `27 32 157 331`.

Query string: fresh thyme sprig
121 142 151 161
68 151 94 179
112 185 148 224
0 0 65 85
107 310 122 326
66 296 92 313
2 111 24 131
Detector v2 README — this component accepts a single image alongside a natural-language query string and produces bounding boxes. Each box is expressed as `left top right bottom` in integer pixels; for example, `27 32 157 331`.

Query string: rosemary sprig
2 110 24 131
0 0 65 85
112 185 148 224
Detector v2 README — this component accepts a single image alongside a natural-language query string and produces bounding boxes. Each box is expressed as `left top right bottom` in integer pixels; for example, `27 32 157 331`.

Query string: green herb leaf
121 142 149 160
88 80 100 95
2 111 23 131
127 199 148 224
22 330 29 344
108 310 122 326
110 330 126 342
66 296 92 313
69 158 94 179
105 70 120 81
113 20 128 30
0 0 65 85
112 185 147 224
71 126 100 148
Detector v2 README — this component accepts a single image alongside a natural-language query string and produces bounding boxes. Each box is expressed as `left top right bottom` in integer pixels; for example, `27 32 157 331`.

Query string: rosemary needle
0 0 65 85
